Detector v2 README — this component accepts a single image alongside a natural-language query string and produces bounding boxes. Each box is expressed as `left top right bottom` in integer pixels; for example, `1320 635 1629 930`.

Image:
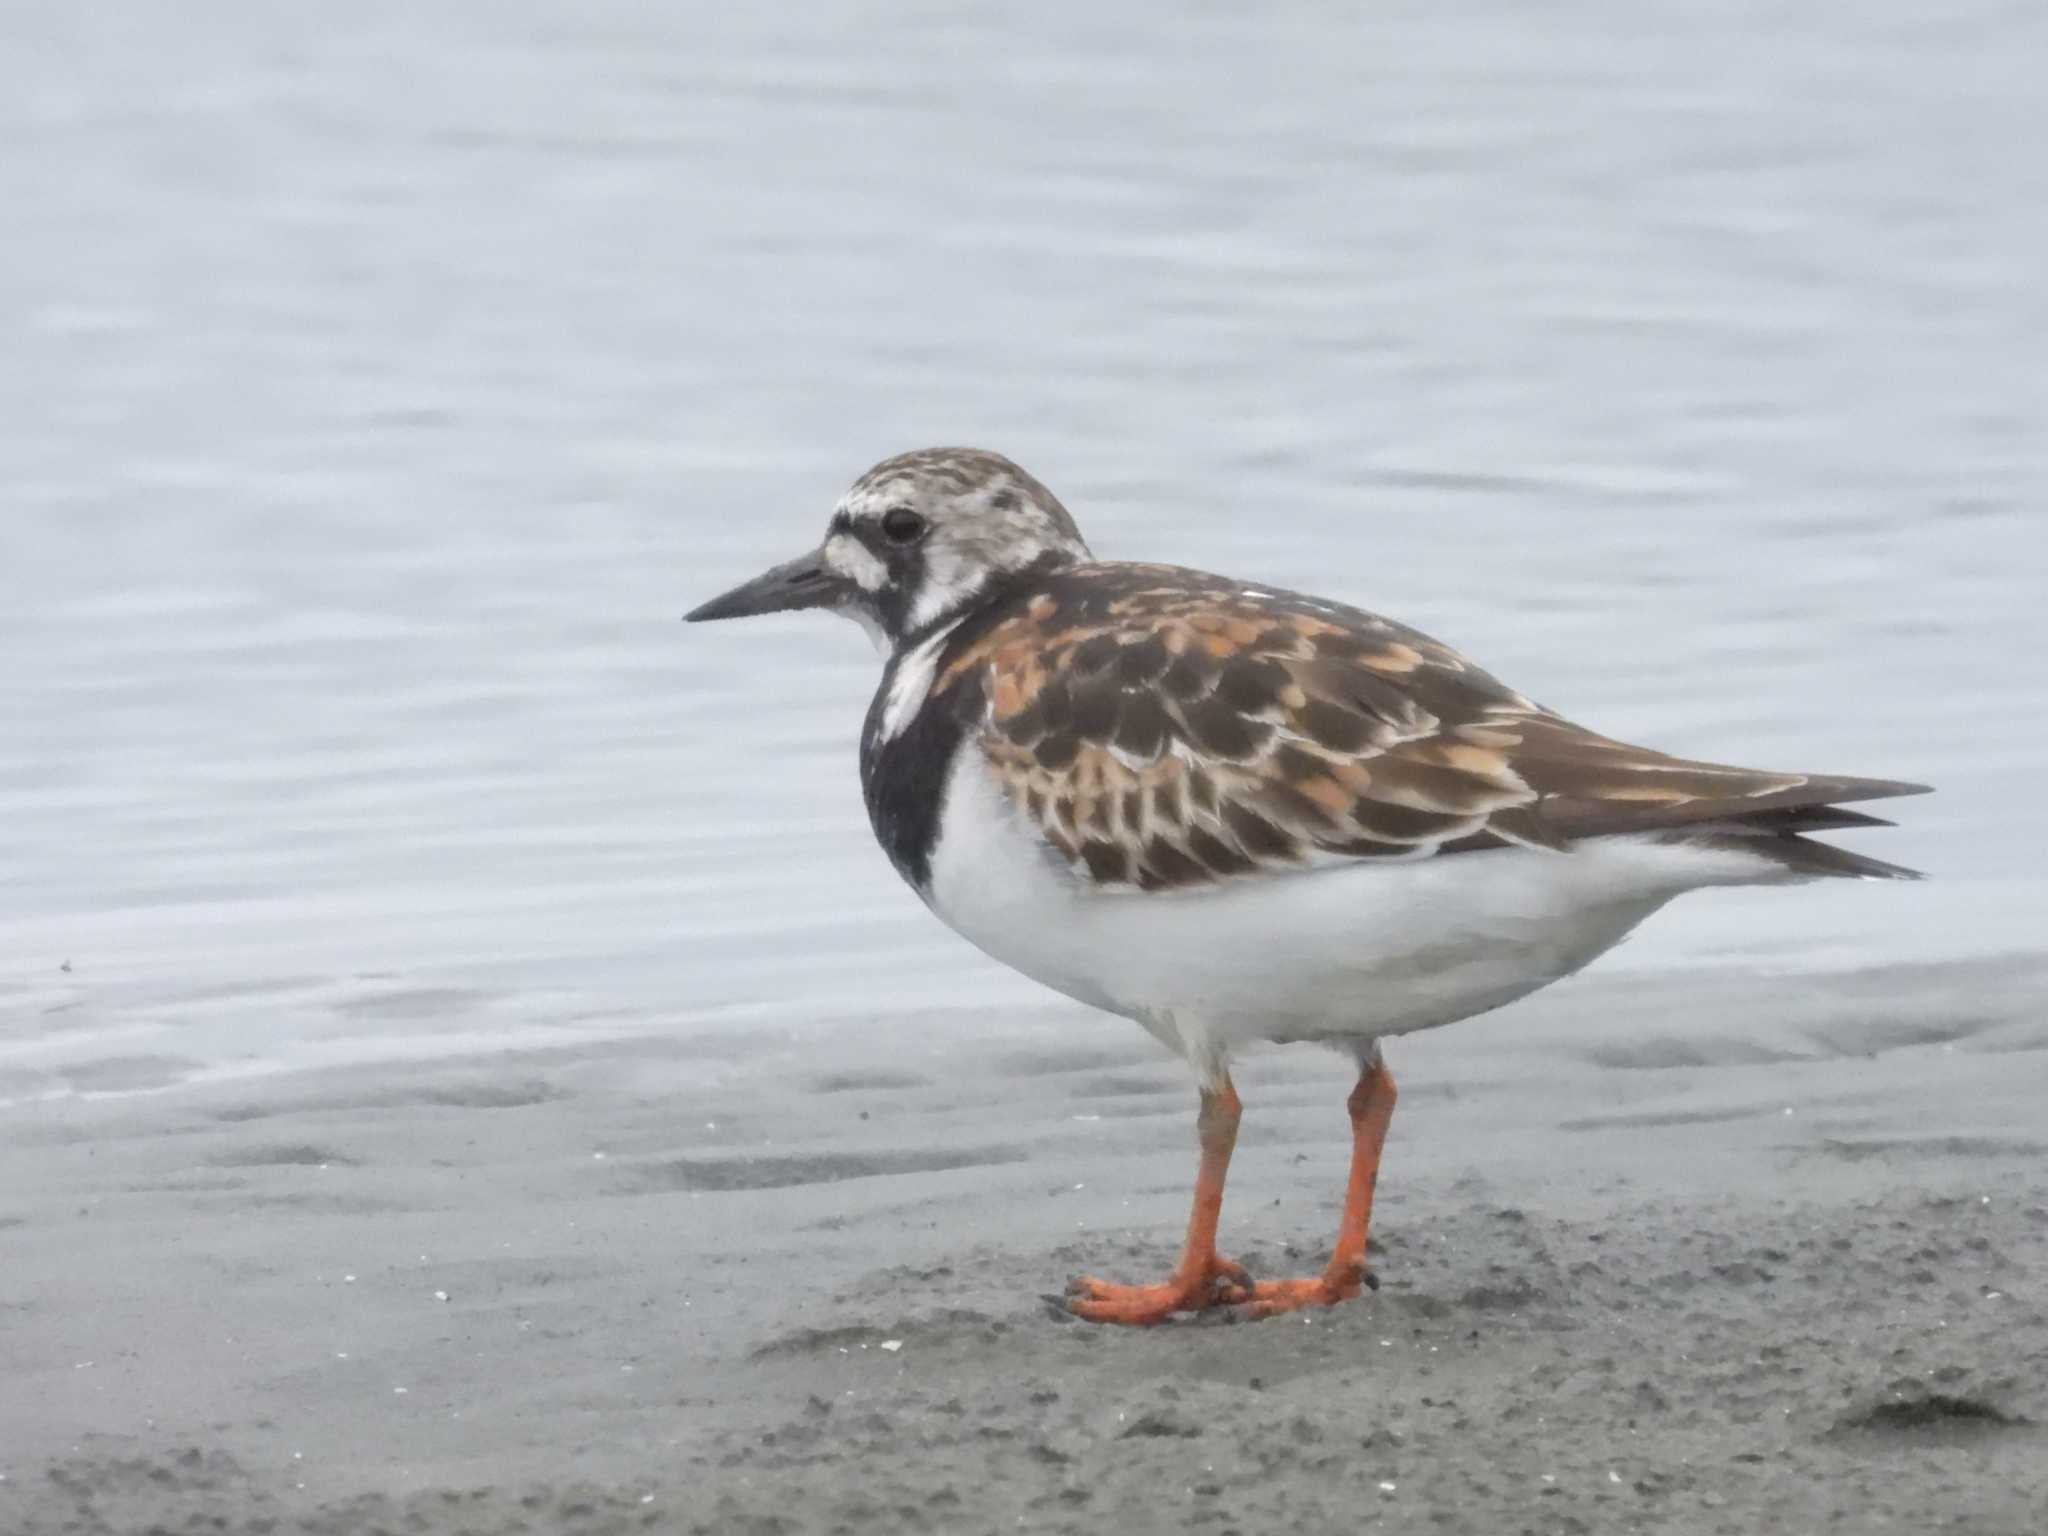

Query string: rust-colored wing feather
936 564 1926 890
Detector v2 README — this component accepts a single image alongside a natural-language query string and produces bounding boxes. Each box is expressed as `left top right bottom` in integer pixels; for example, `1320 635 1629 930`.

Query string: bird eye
880 506 927 545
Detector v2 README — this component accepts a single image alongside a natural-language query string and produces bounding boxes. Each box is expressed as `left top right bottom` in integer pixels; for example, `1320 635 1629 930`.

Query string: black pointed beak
685 548 846 623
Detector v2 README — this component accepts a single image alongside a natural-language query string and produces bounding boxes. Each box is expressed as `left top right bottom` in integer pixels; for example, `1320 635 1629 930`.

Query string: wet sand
5 955 2044 1534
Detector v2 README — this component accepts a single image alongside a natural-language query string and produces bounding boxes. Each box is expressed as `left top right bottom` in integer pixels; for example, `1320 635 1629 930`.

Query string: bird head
686 447 1091 648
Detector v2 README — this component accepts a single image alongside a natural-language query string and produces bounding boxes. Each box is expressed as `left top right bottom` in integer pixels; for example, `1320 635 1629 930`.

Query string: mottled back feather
928 563 1926 890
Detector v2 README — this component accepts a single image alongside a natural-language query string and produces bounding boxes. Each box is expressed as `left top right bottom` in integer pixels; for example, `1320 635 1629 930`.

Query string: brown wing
938 564 1926 890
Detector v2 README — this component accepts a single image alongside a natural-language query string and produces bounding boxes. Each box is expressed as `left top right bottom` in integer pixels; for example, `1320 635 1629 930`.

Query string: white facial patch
905 552 989 635
823 532 889 592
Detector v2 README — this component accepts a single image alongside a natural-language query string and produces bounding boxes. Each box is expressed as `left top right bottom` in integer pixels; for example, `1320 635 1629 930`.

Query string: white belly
924 748 1781 1074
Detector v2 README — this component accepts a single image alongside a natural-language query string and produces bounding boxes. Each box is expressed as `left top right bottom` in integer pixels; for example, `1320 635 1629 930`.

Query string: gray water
4 3 2043 1102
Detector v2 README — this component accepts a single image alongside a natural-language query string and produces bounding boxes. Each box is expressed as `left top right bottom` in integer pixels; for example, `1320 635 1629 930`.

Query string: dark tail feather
1616 773 1928 880
1740 805 1897 834
1676 827 1924 881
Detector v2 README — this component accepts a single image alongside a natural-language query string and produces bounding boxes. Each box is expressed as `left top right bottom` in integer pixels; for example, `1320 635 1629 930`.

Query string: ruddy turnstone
687 447 1928 1325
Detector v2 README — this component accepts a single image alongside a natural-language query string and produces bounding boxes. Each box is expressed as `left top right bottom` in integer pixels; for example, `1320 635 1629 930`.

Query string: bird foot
1223 1257 1377 1320
1061 1255 1253 1325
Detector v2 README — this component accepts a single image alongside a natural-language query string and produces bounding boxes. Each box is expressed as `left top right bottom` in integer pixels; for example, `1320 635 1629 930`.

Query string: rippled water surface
4 3 2043 1100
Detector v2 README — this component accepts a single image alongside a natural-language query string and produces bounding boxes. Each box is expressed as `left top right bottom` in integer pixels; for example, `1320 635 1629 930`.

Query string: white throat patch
839 603 891 654
878 619 962 742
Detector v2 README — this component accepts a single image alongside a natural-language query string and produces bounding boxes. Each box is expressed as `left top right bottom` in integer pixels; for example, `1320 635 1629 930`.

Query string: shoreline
4 955 2045 1533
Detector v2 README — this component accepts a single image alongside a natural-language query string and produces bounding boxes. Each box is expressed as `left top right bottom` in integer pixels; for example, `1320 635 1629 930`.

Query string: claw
1212 1255 1253 1288
1212 1276 1252 1306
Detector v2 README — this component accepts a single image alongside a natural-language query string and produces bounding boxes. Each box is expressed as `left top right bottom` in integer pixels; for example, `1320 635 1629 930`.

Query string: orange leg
1234 1056 1398 1319
1064 1077 1252 1324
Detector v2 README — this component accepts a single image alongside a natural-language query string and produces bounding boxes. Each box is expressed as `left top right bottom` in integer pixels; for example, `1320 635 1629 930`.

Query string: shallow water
4 3 2044 1101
